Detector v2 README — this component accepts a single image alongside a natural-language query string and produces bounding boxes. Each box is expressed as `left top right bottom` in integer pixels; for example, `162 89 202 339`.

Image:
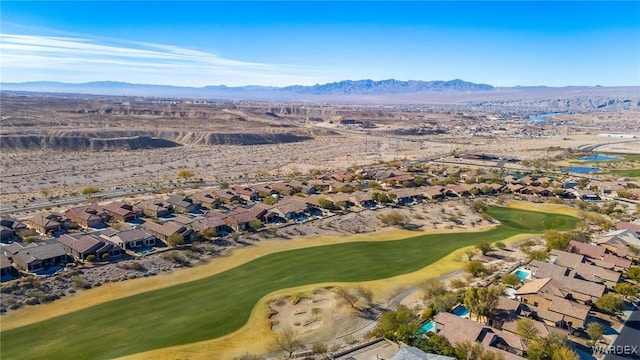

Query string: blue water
452 304 470 317
513 269 529 281
134 246 154 254
578 155 622 162
418 321 436 334
561 166 599 174
529 113 563 122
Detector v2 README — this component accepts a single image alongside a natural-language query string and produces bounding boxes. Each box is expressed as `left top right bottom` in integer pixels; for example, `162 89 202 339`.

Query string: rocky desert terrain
1 92 639 211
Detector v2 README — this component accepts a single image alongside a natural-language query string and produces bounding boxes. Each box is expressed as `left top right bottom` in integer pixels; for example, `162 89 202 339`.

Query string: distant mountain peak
282 79 493 95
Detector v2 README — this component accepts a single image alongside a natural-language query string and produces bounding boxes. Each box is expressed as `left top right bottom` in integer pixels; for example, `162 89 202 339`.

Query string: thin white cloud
0 33 338 86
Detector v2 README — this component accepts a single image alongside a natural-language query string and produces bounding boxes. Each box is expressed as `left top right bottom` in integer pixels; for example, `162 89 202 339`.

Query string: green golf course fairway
0 206 577 360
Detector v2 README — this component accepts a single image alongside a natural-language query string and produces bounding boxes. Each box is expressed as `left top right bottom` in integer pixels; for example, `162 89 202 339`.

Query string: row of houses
0 226 161 275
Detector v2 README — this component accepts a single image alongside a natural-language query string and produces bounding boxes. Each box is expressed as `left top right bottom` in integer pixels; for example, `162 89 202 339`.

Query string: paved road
605 303 640 360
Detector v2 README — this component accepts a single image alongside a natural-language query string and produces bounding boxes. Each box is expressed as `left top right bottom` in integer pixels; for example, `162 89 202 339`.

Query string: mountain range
2 79 494 97
2 79 638 108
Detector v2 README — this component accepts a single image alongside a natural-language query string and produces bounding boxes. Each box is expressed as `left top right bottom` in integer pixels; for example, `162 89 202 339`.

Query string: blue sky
1 1 639 87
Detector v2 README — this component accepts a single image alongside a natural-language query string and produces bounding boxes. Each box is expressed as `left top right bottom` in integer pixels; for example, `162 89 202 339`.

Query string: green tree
476 241 493 255
527 249 549 261
627 266 640 282
317 198 334 210
270 327 305 358
432 293 460 313
494 241 507 250
501 273 522 287
464 286 501 324
101 253 110 261
465 250 475 261
86 255 96 263
411 333 455 356
515 318 540 340
166 233 184 247
586 322 604 343
465 261 486 277
263 196 277 205
595 293 624 315
371 305 420 343
249 219 263 230
526 333 577 360
614 282 638 299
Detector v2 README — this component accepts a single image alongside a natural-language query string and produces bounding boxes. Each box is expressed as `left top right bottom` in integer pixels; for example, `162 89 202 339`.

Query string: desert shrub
380 211 408 227
86 255 96 263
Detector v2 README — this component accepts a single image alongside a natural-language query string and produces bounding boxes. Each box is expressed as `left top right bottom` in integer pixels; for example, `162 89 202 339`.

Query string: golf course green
0 206 577 359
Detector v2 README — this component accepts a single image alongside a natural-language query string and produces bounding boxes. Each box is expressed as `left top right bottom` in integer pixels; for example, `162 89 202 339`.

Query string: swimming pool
512 268 531 281
452 304 469 317
418 321 436 334
134 246 154 255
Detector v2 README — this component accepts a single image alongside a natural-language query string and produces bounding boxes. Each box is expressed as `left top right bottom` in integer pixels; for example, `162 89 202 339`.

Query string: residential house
12 242 68 272
324 192 353 205
530 260 571 279
594 229 640 257
515 276 604 306
432 312 526 360
570 189 601 201
65 205 109 228
142 221 194 242
423 186 446 200
25 211 68 235
567 240 631 272
513 279 591 329
573 262 620 288
0 218 26 242
101 228 156 249
349 191 376 208
214 189 240 205
615 222 640 236
307 179 332 193
389 188 424 205
390 347 456 360
567 240 606 260
1 253 18 279
445 184 470 197
192 215 229 236
190 191 220 209
549 249 585 269
222 207 267 231
600 253 632 272
232 185 259 202
166 195 201 213
270 182 298 196
103 201 141 222
136 199 172 218
57 233 121 261
267 199 311 221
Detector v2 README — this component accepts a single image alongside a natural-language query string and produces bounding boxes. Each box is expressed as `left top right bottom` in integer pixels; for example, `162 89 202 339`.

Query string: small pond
578 155 622 162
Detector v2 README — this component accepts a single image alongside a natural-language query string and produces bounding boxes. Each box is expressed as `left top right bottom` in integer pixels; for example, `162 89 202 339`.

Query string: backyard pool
452 304 470 318
418 321 436 334
512 268 531 281
134 246 154 255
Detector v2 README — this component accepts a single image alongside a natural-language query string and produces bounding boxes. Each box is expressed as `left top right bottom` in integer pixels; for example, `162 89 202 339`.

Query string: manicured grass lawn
605 168 640 177
0 207 577 360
